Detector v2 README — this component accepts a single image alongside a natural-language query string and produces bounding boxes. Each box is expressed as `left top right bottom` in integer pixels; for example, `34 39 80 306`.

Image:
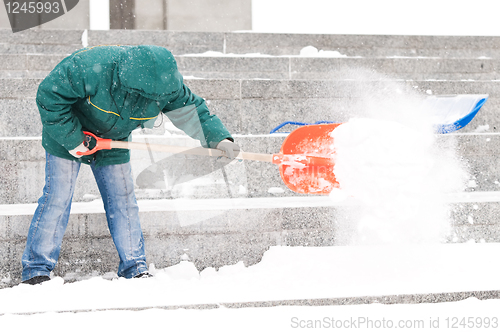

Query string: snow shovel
79 125 341 195
424 94 489 134
78 94 488 195
269 95 489 134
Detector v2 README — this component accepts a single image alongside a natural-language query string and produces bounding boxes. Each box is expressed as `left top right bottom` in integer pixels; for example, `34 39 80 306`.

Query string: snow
4 191 500 217
1 245 500 330
81 29 88 48
1 298 499 331
299 46 347 57
182 47 348 57
330 117 465 244
253 0 500 36
182 51 272 57
474 124 490 133
267 187 285 194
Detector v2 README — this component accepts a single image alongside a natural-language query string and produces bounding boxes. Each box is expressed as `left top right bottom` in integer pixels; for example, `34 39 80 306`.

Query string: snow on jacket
36 45 233 167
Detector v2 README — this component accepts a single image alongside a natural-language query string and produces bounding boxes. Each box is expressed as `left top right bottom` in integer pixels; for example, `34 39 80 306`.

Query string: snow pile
1 244 500 315
299 46 348 57
182 51 271 57
182 47 349 58
328 74 468 245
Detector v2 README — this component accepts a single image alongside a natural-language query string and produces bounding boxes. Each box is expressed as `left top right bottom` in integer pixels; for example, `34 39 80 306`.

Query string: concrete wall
110 0 134 29
0 2 10 29
0 0 251 31
135 0 166 30
166 0 251 31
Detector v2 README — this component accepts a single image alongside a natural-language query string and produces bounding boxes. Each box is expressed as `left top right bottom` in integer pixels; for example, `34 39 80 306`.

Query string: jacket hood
118 45 182 100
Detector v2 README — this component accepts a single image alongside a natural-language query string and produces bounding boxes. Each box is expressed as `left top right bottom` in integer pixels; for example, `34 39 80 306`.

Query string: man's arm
36 58 87 152
162 78 233 149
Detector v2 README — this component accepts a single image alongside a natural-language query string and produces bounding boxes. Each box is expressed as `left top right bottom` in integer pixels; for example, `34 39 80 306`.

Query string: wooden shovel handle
113 140 274 163
78 131 334 166
78 131 274 163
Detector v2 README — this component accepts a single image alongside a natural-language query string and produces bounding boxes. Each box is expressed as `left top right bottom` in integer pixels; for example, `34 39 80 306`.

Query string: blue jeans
22 152 147 281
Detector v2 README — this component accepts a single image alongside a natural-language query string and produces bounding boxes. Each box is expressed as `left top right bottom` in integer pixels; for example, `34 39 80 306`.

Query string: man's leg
91 161 147 278
22 152 81 281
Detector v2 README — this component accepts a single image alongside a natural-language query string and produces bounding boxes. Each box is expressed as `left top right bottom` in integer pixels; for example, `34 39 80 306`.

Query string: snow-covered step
1 244 500 313
0 54 66 72
0 197 339 287
3 29 500 59
177 55 500 81
87 30 500 58
0 78 499 138
1 196 499 289
2 53 499 81
0 78 41 99
219 32 500 58
4 191 500 215
0 70 50 79
0 29 82 55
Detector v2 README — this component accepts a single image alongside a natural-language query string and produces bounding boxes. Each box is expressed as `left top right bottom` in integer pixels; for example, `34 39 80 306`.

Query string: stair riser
1 79 498 138
2 54 499 80
3 29 500 58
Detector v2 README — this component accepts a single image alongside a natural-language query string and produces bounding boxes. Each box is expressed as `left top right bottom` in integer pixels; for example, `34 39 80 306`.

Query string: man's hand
68 142 89 158
216 139 240 159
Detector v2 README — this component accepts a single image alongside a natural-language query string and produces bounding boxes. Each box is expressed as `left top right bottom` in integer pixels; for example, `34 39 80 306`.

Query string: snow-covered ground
1 298 499 331
2 299 500 331
1 245 499 331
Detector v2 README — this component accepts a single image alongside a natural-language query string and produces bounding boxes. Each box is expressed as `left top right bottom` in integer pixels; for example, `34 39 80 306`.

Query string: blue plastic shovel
270 94 489 134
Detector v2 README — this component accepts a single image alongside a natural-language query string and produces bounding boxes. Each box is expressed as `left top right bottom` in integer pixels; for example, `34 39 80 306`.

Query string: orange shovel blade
278 123 342 195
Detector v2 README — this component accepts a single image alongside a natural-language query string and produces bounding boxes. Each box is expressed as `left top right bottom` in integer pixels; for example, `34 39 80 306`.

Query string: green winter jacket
36 45 232 167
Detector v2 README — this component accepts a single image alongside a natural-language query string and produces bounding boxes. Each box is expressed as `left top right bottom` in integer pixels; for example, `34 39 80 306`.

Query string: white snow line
0 196 345 216
2 192 500 216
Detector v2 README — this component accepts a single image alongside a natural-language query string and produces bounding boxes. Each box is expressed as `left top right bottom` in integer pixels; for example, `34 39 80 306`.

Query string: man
21 45 240 285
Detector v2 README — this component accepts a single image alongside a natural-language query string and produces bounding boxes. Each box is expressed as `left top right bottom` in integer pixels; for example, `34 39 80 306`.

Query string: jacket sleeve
36 57 86 151
162 79 233 149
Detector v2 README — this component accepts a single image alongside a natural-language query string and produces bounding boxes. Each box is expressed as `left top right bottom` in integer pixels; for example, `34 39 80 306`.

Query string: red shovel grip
77 131 112 156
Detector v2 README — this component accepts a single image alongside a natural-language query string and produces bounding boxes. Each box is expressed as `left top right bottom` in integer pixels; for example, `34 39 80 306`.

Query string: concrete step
219 33 500 58
0 78 499 138
0 133 499 204
0 29 83 55
0 196 338 287
2 53 500 80
1 194 499 288
181 56 500 81
3 29 500 58
0 54 67 72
